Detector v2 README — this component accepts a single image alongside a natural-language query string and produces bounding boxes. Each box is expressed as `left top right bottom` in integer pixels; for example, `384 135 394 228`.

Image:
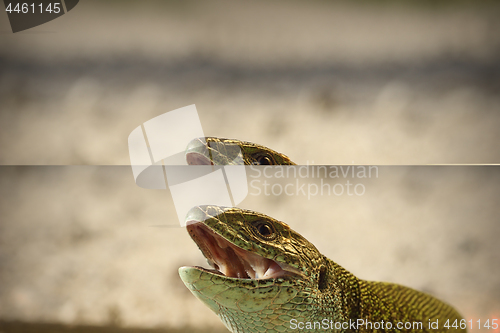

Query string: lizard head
185 137 296 165
179 205 328 318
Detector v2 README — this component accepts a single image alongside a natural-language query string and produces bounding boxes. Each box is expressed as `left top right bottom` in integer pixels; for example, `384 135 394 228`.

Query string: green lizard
185 137 296 166
179 205 465 333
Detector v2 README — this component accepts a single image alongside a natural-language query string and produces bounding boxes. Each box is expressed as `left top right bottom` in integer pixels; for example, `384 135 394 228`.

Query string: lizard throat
186 221 298 280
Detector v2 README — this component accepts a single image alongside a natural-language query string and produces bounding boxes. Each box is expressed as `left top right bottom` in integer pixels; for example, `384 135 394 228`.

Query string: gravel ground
0 0 499 332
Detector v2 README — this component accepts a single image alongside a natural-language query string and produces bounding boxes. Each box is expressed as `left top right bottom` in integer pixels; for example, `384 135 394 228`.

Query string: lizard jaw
186 220 298 280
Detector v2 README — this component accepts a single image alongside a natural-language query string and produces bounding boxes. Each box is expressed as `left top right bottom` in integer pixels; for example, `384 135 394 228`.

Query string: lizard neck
315 256 361 323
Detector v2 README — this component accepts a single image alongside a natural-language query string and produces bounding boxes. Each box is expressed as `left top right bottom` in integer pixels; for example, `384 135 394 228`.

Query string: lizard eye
256 154 273 165
252 221 276 239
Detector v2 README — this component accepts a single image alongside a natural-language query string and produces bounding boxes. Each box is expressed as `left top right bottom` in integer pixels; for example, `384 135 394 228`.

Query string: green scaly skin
179 206 465 333
185 137 296 165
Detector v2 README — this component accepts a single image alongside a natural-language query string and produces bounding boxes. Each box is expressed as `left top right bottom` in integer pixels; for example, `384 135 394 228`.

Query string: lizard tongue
185 138 214 165
186 152 213 165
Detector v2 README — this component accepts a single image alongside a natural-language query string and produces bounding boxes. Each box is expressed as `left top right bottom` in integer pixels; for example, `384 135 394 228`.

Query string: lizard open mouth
186 220 300 280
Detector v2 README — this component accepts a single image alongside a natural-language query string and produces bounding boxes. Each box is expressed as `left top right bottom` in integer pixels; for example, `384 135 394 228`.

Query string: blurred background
0 0 499 332
1 0 499 165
